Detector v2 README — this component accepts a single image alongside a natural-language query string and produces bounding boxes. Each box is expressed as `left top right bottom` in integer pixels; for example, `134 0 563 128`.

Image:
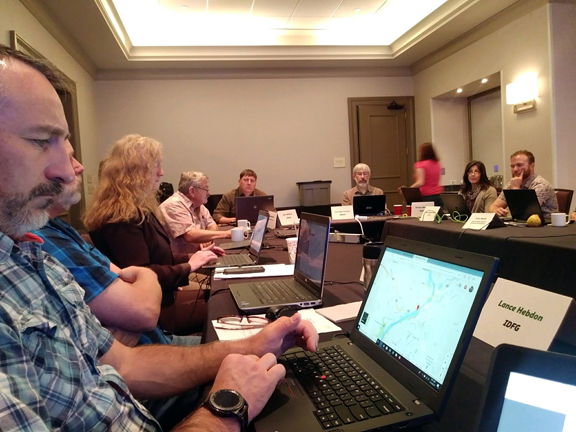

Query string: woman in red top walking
410 142 444 207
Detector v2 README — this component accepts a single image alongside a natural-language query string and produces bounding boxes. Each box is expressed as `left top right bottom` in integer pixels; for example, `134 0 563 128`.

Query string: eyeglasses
194 186 210 193
214 315 270 330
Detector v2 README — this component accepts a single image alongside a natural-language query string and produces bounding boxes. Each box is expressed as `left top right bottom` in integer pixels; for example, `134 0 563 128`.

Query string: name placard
331 206 354 221
411 201 435 218
277 209 299 227
419 206 441 222
267 211 277 230
473 278 574 350
462 213 497 230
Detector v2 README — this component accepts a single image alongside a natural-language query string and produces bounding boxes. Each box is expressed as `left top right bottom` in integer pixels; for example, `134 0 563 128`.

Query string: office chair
158 182 174 203
554 188 574 214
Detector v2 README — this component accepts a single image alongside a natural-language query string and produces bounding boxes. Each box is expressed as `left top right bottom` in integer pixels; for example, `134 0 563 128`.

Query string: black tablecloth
382 219 576 297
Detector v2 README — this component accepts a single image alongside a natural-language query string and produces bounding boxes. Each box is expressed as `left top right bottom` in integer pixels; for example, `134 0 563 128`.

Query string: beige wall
414 4 556 186
1 0 99 203
94 77 413 206
549 2 576 199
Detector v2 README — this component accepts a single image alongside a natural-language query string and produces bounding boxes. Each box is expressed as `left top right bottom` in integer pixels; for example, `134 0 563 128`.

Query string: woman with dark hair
459 161 498 213
409 142 444 206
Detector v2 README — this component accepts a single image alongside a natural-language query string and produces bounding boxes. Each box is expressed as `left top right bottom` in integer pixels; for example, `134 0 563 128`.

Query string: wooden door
348 97 415 206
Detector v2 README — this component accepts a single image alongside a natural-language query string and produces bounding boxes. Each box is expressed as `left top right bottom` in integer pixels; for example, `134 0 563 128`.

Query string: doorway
348 97 416 206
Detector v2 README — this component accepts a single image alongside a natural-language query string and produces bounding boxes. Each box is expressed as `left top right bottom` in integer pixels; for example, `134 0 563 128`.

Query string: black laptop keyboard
223 254 253 265
282 345 405 429
249 280 314 304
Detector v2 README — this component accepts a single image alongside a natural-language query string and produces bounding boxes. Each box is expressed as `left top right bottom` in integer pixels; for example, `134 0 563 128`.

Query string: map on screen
357 247 484 389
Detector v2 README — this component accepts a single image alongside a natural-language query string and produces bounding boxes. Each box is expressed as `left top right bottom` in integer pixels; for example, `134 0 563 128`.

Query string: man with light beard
0 44 318 431
489 150 558 218
33 157 167 348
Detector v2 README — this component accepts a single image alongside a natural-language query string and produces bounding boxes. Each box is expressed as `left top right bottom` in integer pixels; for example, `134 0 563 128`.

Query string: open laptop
236 195 275 224
219 210 269 250
353 195 387 216
229 212 330 313
442 193 472 217
400 187 424 205
476 344 576 432
254 236 499 432
203 211 269 268
503 189 548 223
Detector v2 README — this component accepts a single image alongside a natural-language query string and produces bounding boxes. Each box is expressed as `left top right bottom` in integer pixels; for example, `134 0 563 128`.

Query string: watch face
212 390 243 411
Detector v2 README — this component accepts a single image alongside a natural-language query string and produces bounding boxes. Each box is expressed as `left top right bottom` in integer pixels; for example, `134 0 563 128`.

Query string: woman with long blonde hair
84 134 219 333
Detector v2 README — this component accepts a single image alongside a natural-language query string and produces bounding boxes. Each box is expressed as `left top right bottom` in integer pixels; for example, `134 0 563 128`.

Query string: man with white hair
160 171 231 255
342 163 384 206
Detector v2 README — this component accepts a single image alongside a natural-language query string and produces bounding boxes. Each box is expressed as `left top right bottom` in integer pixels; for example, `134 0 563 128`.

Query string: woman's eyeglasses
214 315 270 330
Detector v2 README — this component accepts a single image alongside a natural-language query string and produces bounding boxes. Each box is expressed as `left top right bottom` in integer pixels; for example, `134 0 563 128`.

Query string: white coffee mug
231 227 249 242
237 219 251 230
551 212 570 227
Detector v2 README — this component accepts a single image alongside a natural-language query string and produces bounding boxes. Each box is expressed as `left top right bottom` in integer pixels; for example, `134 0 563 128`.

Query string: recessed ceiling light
354 8 361 12
481 78 488 84
457 88 463 93
182 5 188 10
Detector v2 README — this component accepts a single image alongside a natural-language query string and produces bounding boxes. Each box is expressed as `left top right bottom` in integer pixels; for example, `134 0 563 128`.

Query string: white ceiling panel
292 0 343 17
207 0 253 15
251 0 300 18
332 0 386 17
286 17 333 29
160 0 207 13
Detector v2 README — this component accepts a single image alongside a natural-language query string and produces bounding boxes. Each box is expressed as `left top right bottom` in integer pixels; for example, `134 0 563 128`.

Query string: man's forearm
109 338 252 400
183 229 228 244
173 407 240 432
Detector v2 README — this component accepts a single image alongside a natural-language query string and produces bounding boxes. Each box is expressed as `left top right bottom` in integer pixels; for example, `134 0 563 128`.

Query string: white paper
267 211 277 229
316 301 363 323
462 213 496 230
331 206 354 221
419 206 440 221
473 278 573 350
213 264 294 280
213 308 341 341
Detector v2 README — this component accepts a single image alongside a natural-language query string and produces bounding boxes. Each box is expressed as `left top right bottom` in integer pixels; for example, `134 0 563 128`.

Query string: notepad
315 301 362 323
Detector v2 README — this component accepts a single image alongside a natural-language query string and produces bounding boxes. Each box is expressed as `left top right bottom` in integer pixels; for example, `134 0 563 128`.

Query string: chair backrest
205 194 223 214
157 182 174 203
555 188 574 213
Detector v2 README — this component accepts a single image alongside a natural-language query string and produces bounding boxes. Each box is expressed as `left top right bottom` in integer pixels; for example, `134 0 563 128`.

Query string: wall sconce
506 73 538 114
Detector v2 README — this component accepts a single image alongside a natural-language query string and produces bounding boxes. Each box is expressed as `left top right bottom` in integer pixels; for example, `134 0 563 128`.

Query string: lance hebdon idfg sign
473 278 575 351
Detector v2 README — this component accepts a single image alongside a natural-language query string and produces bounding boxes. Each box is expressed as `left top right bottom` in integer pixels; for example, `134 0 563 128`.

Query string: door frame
347 97 417 187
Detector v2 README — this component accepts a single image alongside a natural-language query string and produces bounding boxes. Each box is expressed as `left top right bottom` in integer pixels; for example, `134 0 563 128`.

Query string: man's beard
56 176 82 209
357 180 368 188
0 181 63 238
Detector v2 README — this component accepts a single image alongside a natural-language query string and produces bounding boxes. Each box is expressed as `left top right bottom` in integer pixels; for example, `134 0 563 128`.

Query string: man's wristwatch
202 389 249 432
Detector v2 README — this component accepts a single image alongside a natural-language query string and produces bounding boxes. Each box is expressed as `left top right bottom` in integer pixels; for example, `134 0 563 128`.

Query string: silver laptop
229 212 330 313
254 236 499 432
203 211 269 269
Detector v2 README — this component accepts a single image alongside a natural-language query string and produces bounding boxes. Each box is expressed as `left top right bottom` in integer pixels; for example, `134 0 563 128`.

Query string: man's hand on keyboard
249 313 319 358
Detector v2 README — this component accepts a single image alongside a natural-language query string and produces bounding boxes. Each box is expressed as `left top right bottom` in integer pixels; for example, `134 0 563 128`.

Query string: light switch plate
333 157 346 168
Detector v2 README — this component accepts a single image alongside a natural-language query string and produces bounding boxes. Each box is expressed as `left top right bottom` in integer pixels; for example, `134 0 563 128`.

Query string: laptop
254 236 499 432
353 195 387 216
203 211 269 268
229 212 330 313
442 193 472 217
503 189 548 223
400 187 424 205
476 344 576 432
219 210 269 250
236 195 275 224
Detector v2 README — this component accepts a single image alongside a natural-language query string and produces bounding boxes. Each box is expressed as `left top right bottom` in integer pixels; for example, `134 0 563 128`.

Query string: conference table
206 233 499 432
381 218 576 298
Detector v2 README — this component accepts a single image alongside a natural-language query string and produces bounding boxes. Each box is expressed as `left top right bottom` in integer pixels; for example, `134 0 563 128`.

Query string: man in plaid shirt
0 45 318 431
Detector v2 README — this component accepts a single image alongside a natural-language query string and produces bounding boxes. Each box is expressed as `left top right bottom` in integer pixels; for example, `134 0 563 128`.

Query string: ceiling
19 0 527 79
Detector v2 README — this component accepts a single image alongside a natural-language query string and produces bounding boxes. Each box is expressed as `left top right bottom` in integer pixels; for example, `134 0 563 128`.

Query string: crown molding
96 65 412 81
19 0 98 79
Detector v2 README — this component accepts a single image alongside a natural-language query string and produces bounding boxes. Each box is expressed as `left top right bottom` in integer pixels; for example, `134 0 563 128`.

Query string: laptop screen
496 372 576 431
248 212 268 256
357 246 484 390
294 215 329 288
353 195 387 216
